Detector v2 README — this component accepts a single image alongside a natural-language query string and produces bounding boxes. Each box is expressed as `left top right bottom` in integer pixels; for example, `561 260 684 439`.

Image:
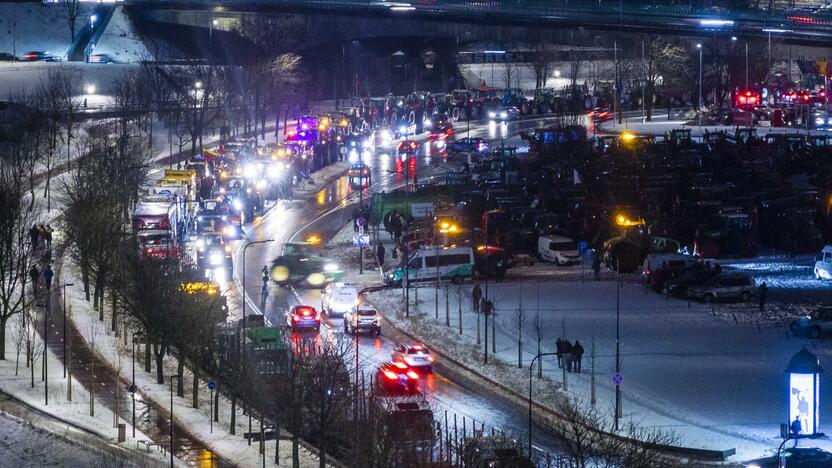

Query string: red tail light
292 315 300 321
427 355 435 362
409 142 417 150
383 371 398 380
406 371 419 379
392 361 408 369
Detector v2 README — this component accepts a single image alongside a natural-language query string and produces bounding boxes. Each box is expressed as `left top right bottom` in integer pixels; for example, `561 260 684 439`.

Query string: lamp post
528 352 559 454
242 239 274 332
86 15 97 62
696 43 703 127
42 302 48 406
209 19 218 63
60 282 74 377
170 375 182 468
131 331 143 438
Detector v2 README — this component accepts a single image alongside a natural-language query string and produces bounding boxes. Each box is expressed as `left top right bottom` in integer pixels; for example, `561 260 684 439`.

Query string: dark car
348 163 371 188
89 53 117 64
447 137 488 154
743 447 832 467
195 232 233 275
0 53 16 62
790 307 832 338
22 51 57 62
376 361 420 394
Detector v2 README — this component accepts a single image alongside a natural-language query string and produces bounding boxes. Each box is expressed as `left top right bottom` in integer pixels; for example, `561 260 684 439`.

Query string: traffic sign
352 234 370 247
612 373 623 386
578 240 589 254
207 380 216 390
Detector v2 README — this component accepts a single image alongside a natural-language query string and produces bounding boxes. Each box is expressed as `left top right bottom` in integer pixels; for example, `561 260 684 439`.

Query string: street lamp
42 301 48 406
528 352 559 454
60 283 74 378
131 330 144 438
696 43 703 127
194 80 203 90
241 239 274 331
84 84 96 95
170 375 182 468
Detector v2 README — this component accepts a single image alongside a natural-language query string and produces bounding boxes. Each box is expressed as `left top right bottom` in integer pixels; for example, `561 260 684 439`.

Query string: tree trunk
177 357 184 397
154 343 165 384
144 340 151 372
0 317 6 360
82 265 90 301
192 366 199 409
230 397 236 435
111 293 117 332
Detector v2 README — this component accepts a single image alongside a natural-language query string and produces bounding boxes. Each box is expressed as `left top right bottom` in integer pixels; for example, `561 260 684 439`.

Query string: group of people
556 338 585 373
29 263 54 294
29 224 53 251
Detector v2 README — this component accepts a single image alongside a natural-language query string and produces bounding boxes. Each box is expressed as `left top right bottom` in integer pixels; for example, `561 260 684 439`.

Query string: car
537 235 580 266
137 230 178 260
270 242 342 287
0 53 16 62
396 140 419 156
743 447 832 467
588 107 612 124
487 107 520 122
663 268 719 297
285 305 321 332
195 232 233 274
89 53 116 64
373 126 396 148
376 361 420 394
347 163 371 188
687 273 756 303
447 137 488 154
790 307 832 338
813 244 832 280
427 122 454 141
195 200 233 235
22 51 57 62
343 303 381 335
391 343 434 372
321 283 358 317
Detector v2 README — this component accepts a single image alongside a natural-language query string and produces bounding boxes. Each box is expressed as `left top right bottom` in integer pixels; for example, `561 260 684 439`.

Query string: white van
384 246 474 286
537 235 580 265
641 253 699 278
321 283 358 317
814 245 832 280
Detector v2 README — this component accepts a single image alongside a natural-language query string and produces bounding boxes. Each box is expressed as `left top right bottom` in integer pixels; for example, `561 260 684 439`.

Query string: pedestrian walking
43 264 54 290
29 265 39 293
562 340 574 372
791 415 802 448
495 258 506 283
758 281 768 312
391 245 399 263
472 282 482 313
555 338 565 368
376 243 386 270
29 225 40 250
572 340 584 373
592 251 601 281
43 225 53 250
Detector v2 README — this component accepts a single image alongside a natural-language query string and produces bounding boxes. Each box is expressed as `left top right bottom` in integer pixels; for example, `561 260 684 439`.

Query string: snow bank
93 6 151 63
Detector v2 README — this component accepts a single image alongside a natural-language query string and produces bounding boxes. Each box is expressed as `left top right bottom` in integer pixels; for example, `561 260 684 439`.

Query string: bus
384 246 474 286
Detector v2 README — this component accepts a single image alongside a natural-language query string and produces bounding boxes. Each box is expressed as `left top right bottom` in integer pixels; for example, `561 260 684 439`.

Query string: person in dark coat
592 252 601 281
758 282 768 312
43 265 54 290
791 415 802 447
29 265 39 293
562 340 574 372
29 225 40 250
376 243 386 270
472 282 482 314
42 225 53 250
572 340 584 373
555 338 565 368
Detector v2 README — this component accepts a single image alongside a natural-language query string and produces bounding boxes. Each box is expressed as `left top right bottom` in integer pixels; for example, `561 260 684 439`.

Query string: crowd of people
28 224 55 294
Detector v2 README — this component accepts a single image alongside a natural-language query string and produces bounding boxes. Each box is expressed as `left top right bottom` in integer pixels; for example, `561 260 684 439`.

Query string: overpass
130 0 832 46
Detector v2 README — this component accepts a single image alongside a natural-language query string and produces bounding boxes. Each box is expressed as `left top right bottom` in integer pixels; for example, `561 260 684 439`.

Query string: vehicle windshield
284 243 312 256
408 348 428 354
358 309 377 317
551 242 576 251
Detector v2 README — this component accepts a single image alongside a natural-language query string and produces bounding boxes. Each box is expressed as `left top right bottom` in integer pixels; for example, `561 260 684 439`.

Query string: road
232 116 569 459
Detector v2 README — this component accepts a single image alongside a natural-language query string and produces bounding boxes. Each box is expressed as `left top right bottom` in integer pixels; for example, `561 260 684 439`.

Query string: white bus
384 246 474 286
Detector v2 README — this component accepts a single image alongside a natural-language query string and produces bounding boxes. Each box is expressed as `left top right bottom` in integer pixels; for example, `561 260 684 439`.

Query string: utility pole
614 263 621 431
641 38 646 123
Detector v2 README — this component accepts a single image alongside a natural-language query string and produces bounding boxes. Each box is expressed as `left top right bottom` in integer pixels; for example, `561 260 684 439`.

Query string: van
384 246 474 286
641 253 699 278
537 235 580 265
814 245 832 280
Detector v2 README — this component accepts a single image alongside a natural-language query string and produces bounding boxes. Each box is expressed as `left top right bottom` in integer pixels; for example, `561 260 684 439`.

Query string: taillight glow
427 355 435 362
384 371 398 380
406 371 419 379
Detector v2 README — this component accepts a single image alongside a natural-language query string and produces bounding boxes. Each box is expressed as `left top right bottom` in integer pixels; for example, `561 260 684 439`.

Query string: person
562 340 574 372
758 282 768 312
391 244 399 263
791 415 802 447
29 225 40 250
29 265 39 293
43 225 53 250
555 338 565 368
472 282 482 314
495 258 507 283
262 265 269 284
43 264 54 290
592 251 601 281
572 340 584 373
376 243 386 270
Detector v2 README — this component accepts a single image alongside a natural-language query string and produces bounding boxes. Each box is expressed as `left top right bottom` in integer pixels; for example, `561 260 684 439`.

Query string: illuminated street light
85 84 96 95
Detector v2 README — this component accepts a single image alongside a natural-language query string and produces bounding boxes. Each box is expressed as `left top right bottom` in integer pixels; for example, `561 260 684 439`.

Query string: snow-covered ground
93 6 151 63
321 219 832 463
0 2 96 60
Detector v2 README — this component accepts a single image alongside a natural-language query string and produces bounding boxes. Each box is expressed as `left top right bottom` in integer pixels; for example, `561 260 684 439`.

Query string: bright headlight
500 111 508 119
267 164 282 179
380 130 392 142
816 117 825 125
323 263 338 272
209 253 223 265
424 118 432 127
488 111 496 118
362 139 371 148
233 199 242 211
348 150 359 163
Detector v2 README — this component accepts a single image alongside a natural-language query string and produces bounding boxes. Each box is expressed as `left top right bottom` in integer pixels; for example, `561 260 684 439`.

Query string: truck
269 242 343 287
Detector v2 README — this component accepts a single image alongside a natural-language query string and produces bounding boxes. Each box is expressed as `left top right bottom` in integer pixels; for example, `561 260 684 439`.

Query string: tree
59 0 81 43
532 44 556 90
515 289 526 368
640 36 688 121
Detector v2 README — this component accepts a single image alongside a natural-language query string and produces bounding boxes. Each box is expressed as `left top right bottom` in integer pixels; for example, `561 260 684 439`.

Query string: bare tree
503 60 519 90
532 44 556 89
12 311 27 375
533 288 544 378
515 290 526 368
26 311 43 389
59 0 82 43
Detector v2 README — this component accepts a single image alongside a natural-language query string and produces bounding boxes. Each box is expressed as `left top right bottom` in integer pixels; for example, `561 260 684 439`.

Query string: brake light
384 371 398 380
392 361 408 369
25 54 36 59
412 344 423 350
292 315 300 321
409 142 417 150
406 371 419 379
427 355 435 362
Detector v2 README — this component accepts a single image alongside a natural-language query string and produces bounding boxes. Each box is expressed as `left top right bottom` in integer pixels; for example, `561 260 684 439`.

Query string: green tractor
270 242 343 287
602 213 680 273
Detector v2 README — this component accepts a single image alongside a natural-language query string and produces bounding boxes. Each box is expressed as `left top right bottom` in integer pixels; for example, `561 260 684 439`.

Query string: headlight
500 111 508 119
380 130 392 143
209 253 223 265
256 179 267 189
198 216 204 221
348 150 359 163
223 225 236 235
243 164 257 179
362 139 371 148
816 117 825 125
827 118 832 125
267 164 282 179
233 199 243 211
424 118 432 127
323 263 338 272
224 245 232 253
745 464 761 468
488 111 496 119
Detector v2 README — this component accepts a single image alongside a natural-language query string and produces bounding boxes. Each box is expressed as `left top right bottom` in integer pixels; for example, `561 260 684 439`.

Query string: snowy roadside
290 161 351 199
61 258 323 467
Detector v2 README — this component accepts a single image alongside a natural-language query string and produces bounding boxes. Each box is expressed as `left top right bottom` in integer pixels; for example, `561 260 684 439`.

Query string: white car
343 303 381 335
814 244 832 280
321 283 357 317
537 235 580 265
392 343 434 372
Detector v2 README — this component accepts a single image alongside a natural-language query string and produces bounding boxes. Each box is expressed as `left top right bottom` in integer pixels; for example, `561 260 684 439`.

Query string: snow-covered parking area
365 274 832 462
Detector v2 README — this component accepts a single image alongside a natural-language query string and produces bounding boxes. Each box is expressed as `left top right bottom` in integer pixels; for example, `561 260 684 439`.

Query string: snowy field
93 6 151 63
0 2 96 60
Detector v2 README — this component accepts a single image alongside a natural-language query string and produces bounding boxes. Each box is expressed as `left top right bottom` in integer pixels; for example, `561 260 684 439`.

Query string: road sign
353 234 370 247
207 380 216 390
578 240 589 254
612 373 623 386
410 203 434 218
